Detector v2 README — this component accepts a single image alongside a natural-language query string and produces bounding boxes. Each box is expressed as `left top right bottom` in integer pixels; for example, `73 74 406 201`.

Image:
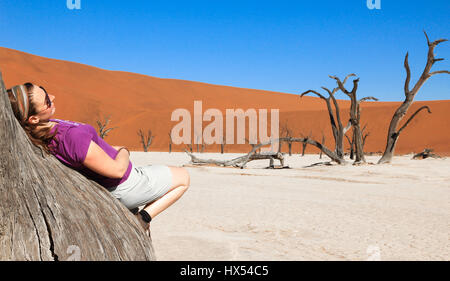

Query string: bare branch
344 133 352 146
329 75 359 98
138 129 155 152
321 86 333 96
343 120 352 134
362 123 368 134
342 73 356 85
329 75 349 95
300 90 327 100
397 106 432 135
96 115 117 139
379 33 448 164
424 30 448 47
404 52 411 94
429 70 450 76
359 96 379 103
424 30 431 46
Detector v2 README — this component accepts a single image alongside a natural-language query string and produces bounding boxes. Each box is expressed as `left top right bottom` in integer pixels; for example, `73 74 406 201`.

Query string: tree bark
185 139 286 169
138 129 154 152
331 76 378 164
378 32 449 164
0 72 155 261
300 74 354 160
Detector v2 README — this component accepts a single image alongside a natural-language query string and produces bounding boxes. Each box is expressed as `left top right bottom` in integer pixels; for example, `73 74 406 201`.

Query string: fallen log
185 150 287 169
412 148 441 160
184 135 349 168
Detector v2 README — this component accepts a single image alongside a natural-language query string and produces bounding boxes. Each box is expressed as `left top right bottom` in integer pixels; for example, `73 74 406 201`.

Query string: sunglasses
39 86 52 110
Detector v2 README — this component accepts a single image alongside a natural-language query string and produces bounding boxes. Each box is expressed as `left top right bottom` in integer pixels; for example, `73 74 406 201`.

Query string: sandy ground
129 152 450 261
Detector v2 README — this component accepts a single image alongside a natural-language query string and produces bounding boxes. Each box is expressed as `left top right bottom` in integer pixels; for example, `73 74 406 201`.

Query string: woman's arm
82 141 130 179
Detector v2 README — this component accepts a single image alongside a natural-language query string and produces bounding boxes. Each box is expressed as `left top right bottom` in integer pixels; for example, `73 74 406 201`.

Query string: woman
7 82 190 233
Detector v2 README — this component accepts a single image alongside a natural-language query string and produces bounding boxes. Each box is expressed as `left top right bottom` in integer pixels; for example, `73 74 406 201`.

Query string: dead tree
280 137 347 164
412 148 441 160
0 72 154 261
378 32 448 164
320 132 325 159
168 131 173 153
300 74 354 159
193 130 202 153
330 75 378 164
200 142 206 153
96 115 117 139
344 131 355 160
245 138 261 154
185 136 348 167
138 129 155 152
280 121 294 155
220 134 226 154
362 124 370 152
299 131 312 156
185 143 193 153
185 139 286 169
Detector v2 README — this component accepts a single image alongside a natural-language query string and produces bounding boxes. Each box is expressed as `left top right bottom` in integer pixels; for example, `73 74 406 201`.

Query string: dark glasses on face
39 86 52 109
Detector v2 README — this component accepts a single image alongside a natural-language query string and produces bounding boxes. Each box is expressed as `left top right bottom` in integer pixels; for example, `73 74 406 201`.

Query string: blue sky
0 0 448 101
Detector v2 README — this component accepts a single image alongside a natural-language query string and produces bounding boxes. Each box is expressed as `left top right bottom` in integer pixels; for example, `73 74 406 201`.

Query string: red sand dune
1 46 449 156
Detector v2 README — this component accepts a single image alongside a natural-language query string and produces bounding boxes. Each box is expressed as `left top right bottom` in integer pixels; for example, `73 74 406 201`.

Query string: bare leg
142 166 190 219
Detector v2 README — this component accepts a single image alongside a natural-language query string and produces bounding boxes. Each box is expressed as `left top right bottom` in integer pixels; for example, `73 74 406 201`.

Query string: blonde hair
7 82 58 154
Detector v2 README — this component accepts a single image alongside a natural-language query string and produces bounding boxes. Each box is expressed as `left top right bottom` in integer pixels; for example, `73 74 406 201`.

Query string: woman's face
27 85 56 124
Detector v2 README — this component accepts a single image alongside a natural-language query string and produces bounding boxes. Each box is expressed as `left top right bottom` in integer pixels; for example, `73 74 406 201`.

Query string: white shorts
110 164 173 211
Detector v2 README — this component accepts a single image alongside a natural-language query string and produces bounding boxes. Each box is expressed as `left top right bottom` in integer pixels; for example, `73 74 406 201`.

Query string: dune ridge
1 46 449 156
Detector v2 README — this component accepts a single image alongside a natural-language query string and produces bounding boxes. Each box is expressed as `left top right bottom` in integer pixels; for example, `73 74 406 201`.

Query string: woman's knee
169 166 190 189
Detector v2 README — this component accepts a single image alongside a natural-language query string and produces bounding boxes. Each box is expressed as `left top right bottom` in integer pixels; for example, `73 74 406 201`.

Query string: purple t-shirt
48 118 132 189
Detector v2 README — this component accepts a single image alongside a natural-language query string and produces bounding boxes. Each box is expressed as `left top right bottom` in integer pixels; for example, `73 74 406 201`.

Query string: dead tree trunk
96 115 117 139
412 148 440 160
345 132 355 160
361 124 370 152
168 131 173 153
280 121 293 156
300 74 354 160
185 137 347 167
185 139 286 169
378 32 448 164
331 76 378 164
0 72 154 261
220 135 225 154
282 137 347 164
320 133 325 159
138 129 154 152
299 131 312 156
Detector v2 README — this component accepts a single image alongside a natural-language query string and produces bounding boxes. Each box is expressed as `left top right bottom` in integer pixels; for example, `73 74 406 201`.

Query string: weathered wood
185 136 348 167
138 129 154 152
330 75 378 164
96 115 117 139
0 72 155 261
412 148 441 160
185 139 286 169
378 32 449 164
300 73 355 161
